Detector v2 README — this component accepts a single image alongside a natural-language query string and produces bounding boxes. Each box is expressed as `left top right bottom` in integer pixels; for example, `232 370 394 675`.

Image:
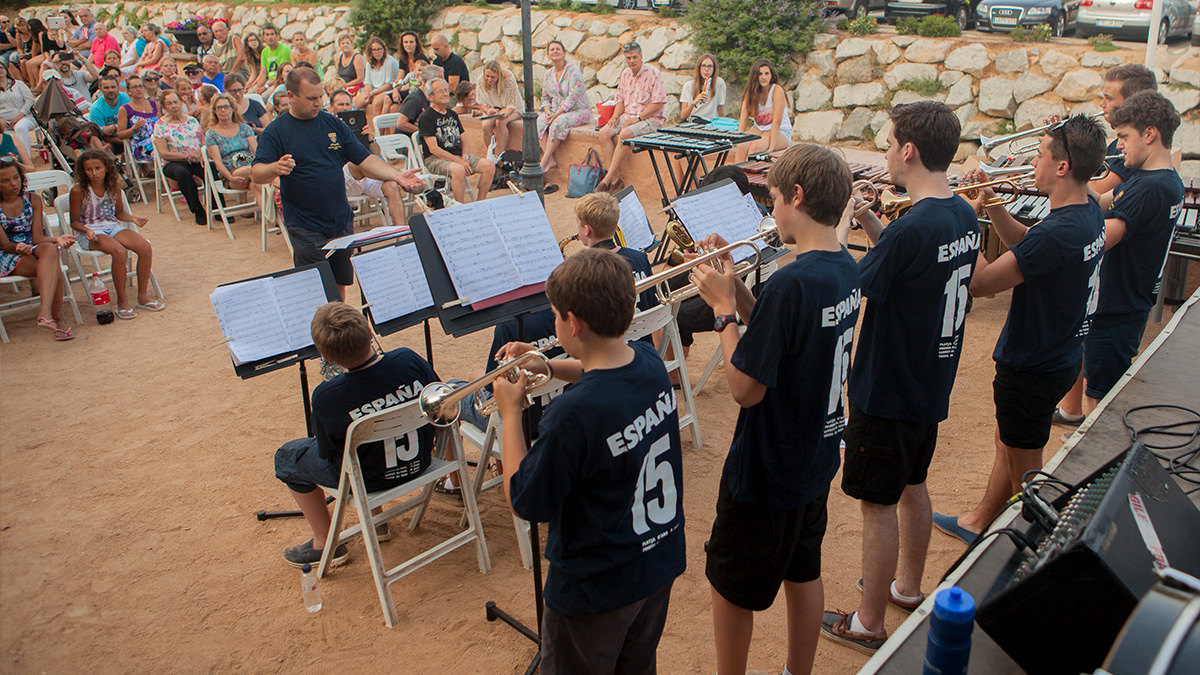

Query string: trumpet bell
419 382 461 427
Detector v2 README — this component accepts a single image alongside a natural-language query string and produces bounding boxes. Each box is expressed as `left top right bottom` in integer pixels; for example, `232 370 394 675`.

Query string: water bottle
88 273 114 325
923 586 975 675
300 563 322 613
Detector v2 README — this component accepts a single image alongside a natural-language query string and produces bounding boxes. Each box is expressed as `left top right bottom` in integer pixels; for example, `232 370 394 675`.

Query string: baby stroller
33 81 141 203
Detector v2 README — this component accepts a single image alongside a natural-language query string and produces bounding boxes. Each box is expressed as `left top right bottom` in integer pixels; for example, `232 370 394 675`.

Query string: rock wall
20 4 1200 167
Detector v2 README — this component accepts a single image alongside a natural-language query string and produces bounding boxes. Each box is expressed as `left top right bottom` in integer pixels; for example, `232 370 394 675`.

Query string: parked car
1076 0 1196 43
828 0 888 17
1192 0 1200 44
885 0 977 30
976 0 1081 35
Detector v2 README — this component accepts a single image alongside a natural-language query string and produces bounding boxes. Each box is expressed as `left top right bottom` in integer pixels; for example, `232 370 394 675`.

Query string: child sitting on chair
452 80 481 116
492 248 685 673
273 302 442 568
68 148 162 319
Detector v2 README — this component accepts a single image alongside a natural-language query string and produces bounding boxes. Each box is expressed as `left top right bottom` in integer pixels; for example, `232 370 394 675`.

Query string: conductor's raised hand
275 154 295 176
491 368 528 417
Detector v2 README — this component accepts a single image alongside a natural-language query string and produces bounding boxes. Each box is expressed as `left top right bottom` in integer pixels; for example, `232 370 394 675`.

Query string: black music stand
345 235 438 366
612 184 663 258
409 212 550 672
211 262 341 521
657 178 789 270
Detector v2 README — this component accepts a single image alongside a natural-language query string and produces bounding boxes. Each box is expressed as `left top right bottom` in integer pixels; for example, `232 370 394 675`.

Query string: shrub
350 0 457 46
895 77 947 96
896 16 920 35
1088 34 1117 52
917 15 961 37
1009 25 1027 41
658 6 681 17
685 0 827 83
1011 24 1052 41
846 14 879 35
837 18 850 30
994 119 1016 136
591 1 617 14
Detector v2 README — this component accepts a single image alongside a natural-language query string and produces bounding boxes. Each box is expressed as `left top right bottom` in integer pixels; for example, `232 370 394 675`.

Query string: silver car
1077 0 1196 43
826 0 888 17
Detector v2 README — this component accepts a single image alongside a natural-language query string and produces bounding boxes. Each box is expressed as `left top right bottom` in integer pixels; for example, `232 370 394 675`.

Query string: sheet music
322 225 411 251
618 189 655 251
671 182 762 261
268 267 328 350
351 243 433 324
425 201 522 304
488 193 563 285
395 241 434 309
210 278 291 365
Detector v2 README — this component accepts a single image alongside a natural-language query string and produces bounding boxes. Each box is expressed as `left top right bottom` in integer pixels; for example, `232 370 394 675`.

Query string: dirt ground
0 147 1194 674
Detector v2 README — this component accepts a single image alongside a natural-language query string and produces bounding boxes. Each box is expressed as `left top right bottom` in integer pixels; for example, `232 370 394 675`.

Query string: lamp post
518 0 547 199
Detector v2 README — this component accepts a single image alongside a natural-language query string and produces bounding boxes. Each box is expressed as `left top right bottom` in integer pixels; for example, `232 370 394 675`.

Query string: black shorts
705 479 828 611
1083 316 1147 400
993 361 1081 450
540 581 673 675
675 295 715 348
841 402 939 505
288 223 355 286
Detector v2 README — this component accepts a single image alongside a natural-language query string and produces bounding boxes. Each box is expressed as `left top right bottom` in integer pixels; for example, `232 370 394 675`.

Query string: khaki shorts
425 153 482 176
622 118 662 138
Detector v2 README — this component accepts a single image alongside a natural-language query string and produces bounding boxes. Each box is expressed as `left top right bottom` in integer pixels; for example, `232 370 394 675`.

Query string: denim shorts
274 438 340 494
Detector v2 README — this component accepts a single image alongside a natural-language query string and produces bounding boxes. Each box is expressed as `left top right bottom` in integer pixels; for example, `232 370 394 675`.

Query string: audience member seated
429 34 468 91
36 50 96 99
267 62 293 103
273 302 440 567
241 31 263 86
289 32 322 78
0 118 35 172
204 93 258 208
89 75 129 152
332 33 363 96
418 77 494 204
734 59 792 163
194 23 214 61
477 61 523 154
116 74 158 162
387 30 428 110
65 7 95 59
451 81 479 116
152 89 208 224
537 39 590 173
89 22 118 69
0 158 76 341
226 73 268 131
156 54 178 90
133 23 167 73
68 149 161 319
0 16 19 67
329 89 407 228
270 88 289 117
6 19 33 85
397 64 440 136
680 53 726 120
25 19 65 84
118 26 138 74
595 42 665 193
210 21 244 78
195 84 219 132
200 53 224 92
251 25 290 94
354 36 398 121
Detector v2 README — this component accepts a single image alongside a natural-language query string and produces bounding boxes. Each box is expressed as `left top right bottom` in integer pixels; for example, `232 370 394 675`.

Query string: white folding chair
53 193 163 303
373 112 400 138
691 258 780 399
25 169 74 235
151 143 183 221
0 208 82 342
317 398 491 627
627 303 703 448
411 131 474 204
123 141 156 205
459 372 570 569
202 158 260 240
259 184 292 255
245 92 265 109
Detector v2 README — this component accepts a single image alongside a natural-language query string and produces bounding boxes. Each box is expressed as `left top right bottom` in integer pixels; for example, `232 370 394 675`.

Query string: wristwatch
713 314 738 333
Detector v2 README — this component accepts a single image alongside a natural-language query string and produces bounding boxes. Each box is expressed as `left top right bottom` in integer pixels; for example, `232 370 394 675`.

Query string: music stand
211 262 341 521
342 233 439 365
408 211 550 672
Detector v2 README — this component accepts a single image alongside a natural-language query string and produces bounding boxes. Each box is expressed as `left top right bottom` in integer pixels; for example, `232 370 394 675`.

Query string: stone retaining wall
19 4 1200 167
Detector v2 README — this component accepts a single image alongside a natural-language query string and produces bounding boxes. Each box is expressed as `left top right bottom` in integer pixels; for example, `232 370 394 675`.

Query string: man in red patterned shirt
596 42 665 193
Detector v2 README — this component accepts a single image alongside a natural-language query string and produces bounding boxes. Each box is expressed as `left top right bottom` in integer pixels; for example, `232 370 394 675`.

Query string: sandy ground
0 149 1194 674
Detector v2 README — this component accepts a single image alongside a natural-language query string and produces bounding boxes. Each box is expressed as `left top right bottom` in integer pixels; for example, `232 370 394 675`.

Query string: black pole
518 0 546 200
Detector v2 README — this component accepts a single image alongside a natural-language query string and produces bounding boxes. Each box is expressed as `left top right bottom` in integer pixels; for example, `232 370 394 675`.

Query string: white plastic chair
627 303 702 448
0 207 83 342
25 170 74 235
202 157 260 240
459 371 570 569
373 112 400 138
259 184 292 255
150 143 183 221
410 131 474 203
317 398 491 627
52 193 163 303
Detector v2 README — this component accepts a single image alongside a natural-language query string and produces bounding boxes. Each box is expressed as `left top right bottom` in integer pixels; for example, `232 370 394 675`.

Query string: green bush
685 0 826 83
591 1 617 14
846 15 879 35
350 0 457 47
658 6 681 17
916 15 961 37
1010 24 1052 41
896 16 920 35
895 77 947 96
1088 34 1117 52
836 18 850 30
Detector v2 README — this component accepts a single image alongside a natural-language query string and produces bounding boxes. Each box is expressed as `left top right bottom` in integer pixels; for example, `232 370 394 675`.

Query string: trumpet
635 218 780 305
981 112 1105 154
664 220 696 267
419 350 556 426
880 179 1025 218
851 179 880 217
558 233 579 254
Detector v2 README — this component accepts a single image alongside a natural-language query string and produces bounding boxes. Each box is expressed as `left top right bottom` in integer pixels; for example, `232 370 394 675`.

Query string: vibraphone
742 153 895 205
622 122 760 206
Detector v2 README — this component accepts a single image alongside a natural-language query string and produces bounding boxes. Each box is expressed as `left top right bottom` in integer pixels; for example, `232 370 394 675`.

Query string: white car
1076 0 1196 43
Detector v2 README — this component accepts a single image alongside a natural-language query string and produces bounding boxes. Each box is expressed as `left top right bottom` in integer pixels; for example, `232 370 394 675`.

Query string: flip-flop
116 307 137 320
932 512 978 544
53 326 75 341
136 300 165 312
37 316 57 331
543 183 559 195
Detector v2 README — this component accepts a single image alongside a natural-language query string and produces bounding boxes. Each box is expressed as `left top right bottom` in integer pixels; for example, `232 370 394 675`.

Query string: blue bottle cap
933 586 975 622
301 563 312 573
